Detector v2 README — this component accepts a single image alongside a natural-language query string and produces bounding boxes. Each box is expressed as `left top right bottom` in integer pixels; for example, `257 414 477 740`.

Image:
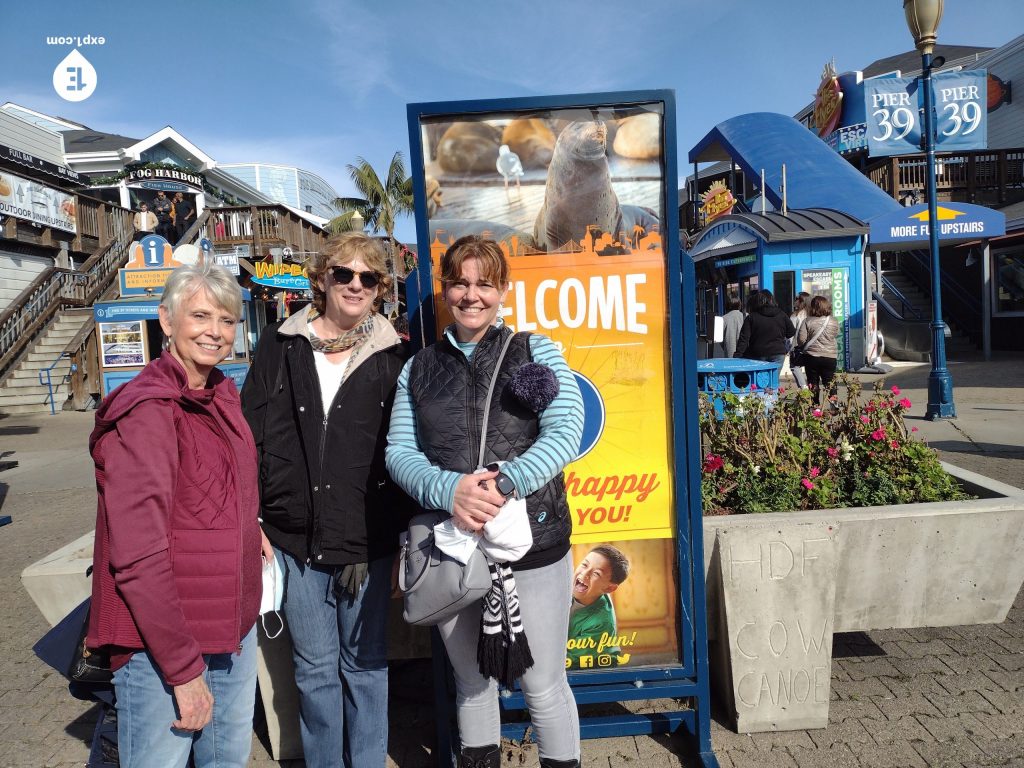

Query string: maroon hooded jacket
87 351 261 686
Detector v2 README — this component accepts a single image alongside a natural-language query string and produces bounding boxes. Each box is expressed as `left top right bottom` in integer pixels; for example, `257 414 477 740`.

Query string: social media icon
597 654 612 667
53 50 97 102
579 656 594 669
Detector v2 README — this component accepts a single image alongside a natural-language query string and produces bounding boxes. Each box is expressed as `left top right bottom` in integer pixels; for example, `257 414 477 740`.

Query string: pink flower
899 398 912 409
801 478 815 490
703 454 724 473
860 415 871 424
911 426 919 433
810 466 821 478
890 440 900 449
813 408 823 418
891 385 901 395
827 447 839 458
865 404 876 413
778 387 785 394
871 428 886 441
879 400 891 409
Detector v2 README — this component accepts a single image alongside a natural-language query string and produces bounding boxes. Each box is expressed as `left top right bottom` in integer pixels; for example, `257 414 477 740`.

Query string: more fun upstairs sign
869 202 1005 249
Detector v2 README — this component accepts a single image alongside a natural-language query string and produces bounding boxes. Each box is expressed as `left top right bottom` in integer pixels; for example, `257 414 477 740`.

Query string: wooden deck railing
203 205 329 258
865 147 1024 206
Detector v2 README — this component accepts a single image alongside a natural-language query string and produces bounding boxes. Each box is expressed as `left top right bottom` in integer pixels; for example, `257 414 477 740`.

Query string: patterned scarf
307 306 375 353
477 561 534 687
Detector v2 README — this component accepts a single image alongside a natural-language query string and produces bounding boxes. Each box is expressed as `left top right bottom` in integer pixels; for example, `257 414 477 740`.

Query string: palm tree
328 153 415 320
328 152 414 244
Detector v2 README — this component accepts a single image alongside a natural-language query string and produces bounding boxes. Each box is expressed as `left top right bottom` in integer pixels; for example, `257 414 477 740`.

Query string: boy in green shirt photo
566 545 630 668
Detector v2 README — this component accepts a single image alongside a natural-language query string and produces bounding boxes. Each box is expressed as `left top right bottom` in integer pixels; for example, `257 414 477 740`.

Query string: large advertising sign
865 70 988 157
800 268 850 371
0 168 77 233
411 94 681 672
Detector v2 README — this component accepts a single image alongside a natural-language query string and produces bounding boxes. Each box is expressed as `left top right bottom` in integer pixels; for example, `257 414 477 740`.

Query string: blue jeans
113 626 257 768
279 550 391 768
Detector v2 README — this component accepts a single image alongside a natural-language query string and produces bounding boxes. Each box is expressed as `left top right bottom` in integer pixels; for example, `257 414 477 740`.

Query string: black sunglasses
329 265 381 289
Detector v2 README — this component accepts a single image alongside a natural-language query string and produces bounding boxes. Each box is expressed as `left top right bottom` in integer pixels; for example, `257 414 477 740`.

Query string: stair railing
875 270 924 320
38 352 70 416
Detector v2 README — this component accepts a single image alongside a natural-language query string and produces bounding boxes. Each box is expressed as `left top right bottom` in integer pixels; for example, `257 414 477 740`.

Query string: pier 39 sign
864 69 988 157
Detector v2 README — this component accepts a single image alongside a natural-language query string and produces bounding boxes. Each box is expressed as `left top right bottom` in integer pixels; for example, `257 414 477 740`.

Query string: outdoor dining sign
864 69 988 156
407 90 716 760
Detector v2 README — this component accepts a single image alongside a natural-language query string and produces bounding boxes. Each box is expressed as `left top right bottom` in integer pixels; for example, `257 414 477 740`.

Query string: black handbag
33 597 112 685
398 332 516 627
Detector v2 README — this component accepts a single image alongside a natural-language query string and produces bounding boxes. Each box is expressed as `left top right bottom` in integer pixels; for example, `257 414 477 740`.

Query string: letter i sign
128 235 177 268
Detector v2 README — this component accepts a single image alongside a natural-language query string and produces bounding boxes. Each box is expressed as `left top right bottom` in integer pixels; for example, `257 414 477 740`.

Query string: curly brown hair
306 232 392 315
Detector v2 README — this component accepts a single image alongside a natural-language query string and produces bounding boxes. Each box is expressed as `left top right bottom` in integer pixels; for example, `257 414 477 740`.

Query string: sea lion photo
501 118 556 169
533 120 658 253
435 121 502 174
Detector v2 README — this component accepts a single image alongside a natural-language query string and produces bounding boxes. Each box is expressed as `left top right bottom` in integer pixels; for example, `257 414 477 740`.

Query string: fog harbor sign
870 202 1005 250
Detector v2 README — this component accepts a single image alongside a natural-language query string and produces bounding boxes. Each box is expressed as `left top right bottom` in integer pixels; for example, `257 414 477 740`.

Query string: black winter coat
241 313 412 566
734 306 796 359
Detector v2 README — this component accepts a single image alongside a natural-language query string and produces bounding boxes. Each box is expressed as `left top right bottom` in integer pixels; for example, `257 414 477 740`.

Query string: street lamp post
904 0 955 419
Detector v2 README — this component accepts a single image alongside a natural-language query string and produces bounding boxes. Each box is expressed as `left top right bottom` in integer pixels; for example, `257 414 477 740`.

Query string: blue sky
7 0 1022 240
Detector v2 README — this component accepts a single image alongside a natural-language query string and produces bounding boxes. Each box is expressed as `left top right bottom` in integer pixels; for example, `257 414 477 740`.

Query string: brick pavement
1 356 1022 767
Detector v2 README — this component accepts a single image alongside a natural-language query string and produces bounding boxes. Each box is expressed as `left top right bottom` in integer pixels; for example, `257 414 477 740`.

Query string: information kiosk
93 234 252 395
407 90 718 767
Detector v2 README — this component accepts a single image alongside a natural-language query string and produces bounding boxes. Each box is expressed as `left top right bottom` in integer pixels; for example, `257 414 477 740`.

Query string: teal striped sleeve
385 357 462 513
500 334 584 496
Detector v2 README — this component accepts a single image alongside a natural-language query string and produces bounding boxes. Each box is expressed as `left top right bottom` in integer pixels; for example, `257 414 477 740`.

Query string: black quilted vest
408 325 571 571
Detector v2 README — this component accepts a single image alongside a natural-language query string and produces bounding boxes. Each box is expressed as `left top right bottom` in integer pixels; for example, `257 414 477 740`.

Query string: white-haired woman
88 262 271 768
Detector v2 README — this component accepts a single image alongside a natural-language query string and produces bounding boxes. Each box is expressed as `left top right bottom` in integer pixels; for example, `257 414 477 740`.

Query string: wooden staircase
0 309 94 414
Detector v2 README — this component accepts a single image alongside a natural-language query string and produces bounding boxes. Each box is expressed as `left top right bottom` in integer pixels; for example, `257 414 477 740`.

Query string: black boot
461 744 500 768
539 759 581 768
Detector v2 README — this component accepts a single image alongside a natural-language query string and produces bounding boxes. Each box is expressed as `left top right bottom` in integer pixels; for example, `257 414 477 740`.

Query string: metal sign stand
406 90 718 768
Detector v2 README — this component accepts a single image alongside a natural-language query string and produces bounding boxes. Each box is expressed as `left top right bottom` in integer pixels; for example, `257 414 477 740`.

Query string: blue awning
688 113 901 223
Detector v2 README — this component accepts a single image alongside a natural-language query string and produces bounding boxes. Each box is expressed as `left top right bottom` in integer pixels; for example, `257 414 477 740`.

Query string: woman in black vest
387 236 585 768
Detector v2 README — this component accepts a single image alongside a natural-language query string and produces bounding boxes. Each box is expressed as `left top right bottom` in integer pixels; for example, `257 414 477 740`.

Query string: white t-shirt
312 347 350 415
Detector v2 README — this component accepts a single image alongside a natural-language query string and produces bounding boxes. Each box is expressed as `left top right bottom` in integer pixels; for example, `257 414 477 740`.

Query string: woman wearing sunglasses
241 232 411 768
387 236 584 768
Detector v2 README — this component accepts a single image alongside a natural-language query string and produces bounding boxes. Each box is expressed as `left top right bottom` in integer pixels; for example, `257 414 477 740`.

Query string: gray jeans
437 550 580 761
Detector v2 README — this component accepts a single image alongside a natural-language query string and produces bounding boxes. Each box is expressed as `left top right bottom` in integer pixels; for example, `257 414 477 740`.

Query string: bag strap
476 331 516 470
801 318 829 350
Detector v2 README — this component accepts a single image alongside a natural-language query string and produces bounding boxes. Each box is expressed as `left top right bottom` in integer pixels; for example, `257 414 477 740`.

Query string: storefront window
994 249 1024 316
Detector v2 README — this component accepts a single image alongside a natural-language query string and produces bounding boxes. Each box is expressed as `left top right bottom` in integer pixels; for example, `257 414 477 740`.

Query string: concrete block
20 531 94 626
701 462 1024 733
712 521 838 732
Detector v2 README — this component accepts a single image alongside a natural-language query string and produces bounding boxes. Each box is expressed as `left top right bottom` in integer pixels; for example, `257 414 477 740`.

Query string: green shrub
699 377 972 515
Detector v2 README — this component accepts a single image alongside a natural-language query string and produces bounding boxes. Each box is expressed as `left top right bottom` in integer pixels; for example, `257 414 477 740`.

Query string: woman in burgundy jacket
88 262 271 768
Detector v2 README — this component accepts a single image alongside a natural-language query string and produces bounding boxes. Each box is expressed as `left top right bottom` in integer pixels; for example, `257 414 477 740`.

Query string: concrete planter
700 462 1024 733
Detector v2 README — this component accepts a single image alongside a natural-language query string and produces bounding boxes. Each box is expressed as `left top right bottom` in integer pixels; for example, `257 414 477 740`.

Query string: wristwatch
486 462 517 499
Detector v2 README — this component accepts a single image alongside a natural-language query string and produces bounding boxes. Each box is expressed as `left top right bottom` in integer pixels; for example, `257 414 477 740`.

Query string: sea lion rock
425 175 443 217
501 118 556 169
612 113 661 160
435 122 502 174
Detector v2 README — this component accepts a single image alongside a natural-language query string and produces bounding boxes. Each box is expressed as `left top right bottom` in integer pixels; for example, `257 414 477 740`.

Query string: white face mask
260 552 285 639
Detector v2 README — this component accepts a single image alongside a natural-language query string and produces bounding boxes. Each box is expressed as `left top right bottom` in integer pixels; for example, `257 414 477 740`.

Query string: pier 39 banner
411 94 679 670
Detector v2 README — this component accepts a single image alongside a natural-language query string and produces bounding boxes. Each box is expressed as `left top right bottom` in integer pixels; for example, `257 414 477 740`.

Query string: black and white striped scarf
477 561 534 687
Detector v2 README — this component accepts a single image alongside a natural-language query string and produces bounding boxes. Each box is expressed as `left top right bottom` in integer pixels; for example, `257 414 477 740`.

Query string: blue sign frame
407 89 717 767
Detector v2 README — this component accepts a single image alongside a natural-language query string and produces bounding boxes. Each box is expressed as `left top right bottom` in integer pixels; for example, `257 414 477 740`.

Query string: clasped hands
451 468 506 534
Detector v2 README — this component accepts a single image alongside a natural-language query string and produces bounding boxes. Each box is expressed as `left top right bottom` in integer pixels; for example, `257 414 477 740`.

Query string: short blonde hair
160 262 242 320
307 232 391 314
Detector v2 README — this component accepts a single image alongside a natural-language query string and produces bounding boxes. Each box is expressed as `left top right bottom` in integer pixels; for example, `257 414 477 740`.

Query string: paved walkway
0 355 1020 767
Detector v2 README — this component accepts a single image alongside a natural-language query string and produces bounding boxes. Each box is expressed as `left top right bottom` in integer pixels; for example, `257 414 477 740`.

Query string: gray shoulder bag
399 332 516 627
